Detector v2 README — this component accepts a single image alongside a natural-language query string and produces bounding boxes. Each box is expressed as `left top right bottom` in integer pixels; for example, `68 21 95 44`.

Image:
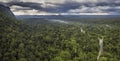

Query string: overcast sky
0 0 120 15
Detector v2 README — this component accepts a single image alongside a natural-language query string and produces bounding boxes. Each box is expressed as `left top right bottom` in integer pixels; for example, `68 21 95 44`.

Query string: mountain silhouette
0 3 15 18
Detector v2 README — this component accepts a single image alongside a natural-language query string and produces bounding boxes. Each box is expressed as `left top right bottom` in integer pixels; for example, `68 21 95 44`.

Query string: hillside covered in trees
0 10 120 61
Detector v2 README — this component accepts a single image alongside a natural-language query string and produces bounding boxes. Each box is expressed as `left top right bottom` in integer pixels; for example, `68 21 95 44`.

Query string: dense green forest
0 11 120 61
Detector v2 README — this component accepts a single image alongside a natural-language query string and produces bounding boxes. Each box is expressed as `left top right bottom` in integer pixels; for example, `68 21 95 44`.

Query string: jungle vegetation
0 12 120 61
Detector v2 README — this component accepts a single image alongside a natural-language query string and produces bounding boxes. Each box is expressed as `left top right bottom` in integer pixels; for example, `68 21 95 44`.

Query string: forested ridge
0 11 120 61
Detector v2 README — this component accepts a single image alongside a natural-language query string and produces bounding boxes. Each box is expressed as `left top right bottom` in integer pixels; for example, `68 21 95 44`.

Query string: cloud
0 0 120 15
6 1 81 13
1 0 119 3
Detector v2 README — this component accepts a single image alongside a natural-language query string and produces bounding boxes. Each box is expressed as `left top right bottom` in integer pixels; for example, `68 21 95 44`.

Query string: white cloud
68 6 103 13
68 6 120 14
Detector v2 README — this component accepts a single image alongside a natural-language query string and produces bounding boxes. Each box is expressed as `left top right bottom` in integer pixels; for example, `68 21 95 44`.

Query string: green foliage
0 12 120 61
99 57 108 61
52 57 63 61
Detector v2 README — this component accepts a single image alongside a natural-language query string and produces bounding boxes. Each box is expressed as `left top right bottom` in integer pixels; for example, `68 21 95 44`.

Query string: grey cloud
5 1 81 13
7 2 43 9
0 0 120 15
6 1 120 12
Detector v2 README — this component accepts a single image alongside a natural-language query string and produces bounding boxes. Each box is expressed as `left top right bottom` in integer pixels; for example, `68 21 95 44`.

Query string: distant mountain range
16 15 120 19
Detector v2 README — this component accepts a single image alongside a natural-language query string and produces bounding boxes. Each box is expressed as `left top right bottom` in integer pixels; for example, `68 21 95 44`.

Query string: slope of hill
0 9 32 61
0 4 15 18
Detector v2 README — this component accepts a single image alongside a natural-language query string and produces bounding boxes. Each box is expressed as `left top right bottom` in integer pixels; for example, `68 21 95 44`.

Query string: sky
0 0 120 15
